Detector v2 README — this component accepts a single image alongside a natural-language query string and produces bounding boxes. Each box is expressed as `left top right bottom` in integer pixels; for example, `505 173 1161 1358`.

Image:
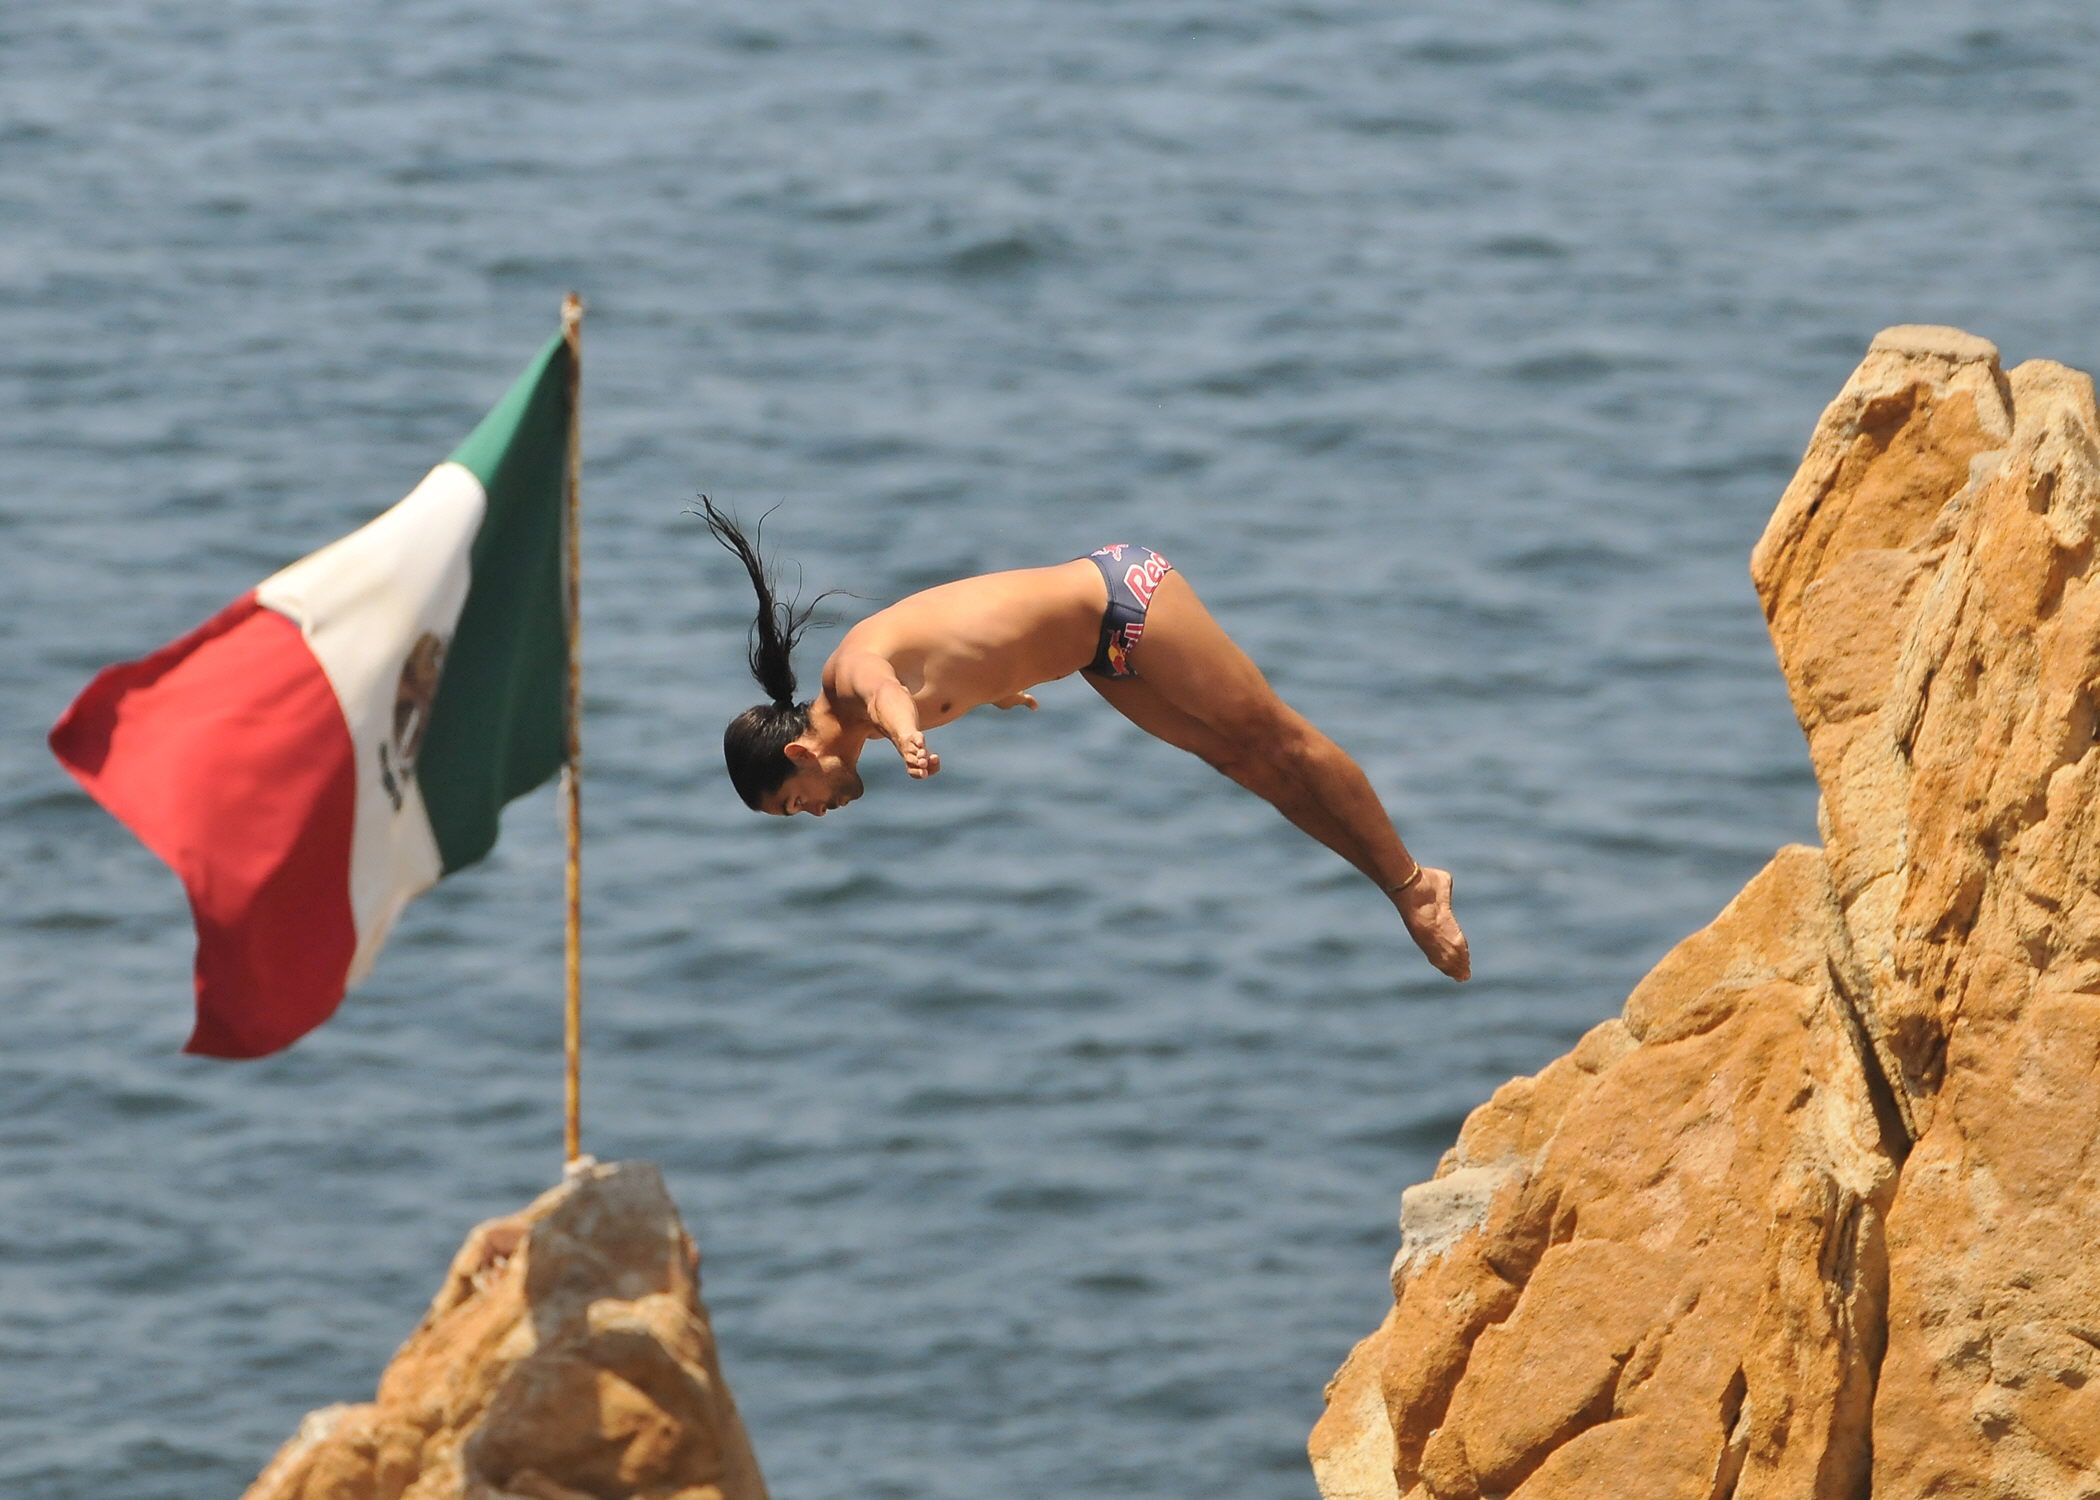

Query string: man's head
768 736 865 816
723 701 865 816
703 496 853 816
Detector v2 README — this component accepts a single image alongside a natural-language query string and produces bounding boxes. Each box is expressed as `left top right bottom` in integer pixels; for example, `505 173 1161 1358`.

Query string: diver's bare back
825 559 1103 730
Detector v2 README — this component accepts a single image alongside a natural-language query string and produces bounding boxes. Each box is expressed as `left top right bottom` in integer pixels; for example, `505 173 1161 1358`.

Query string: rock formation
244 1160 768 1500
1312 327 2100 1498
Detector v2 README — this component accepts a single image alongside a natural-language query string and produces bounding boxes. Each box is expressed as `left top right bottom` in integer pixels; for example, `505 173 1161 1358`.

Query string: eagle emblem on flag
380 631 447 811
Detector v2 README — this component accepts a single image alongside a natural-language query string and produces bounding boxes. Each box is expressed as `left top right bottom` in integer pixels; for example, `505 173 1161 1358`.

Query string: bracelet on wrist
1383 864 1424 896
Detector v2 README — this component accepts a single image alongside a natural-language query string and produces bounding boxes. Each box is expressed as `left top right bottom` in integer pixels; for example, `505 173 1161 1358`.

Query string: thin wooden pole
561 292 585 1169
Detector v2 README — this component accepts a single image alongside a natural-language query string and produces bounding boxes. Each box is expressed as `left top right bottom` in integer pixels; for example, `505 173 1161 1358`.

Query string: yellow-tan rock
244 1160 767 1500
1314 327 2100 1498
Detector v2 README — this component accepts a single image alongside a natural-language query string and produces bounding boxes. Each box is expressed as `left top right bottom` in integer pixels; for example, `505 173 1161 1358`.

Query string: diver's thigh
1086 673 1239 764
1131 573 1293 735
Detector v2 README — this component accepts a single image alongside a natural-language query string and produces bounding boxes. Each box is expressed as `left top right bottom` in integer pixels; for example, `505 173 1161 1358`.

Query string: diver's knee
1193 741 1276 793
1264 720 1327 773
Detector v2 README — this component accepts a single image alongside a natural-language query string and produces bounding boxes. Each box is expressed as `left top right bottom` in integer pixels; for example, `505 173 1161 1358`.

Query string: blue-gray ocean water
6 2 2100 1495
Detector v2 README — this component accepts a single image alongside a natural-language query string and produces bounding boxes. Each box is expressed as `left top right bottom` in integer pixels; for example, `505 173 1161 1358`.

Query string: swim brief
1079 543 1174 680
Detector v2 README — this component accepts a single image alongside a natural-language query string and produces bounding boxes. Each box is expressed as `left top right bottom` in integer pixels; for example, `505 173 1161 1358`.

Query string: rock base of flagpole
242 1160 768 1500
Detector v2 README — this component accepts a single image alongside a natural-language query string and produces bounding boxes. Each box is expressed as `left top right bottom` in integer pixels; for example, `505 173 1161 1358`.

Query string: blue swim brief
1079 543 1174 680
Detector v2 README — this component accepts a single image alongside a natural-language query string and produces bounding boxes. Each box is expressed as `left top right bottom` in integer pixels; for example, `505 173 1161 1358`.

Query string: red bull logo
1094 543 1130 561
1124 552 1171 607
1106 620 1146 676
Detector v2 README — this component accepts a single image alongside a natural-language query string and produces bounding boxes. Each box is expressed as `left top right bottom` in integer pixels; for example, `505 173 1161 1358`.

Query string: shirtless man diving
702 499 1470 981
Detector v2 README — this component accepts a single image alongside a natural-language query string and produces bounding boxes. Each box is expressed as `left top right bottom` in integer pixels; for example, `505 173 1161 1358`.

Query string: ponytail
699 496 820 708
698 497 822 809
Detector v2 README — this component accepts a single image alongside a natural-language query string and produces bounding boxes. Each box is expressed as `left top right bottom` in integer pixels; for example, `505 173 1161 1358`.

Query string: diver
701 499 1469 981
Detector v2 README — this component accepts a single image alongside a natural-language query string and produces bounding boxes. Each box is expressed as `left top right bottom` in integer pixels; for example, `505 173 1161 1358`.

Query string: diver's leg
1126 571 1470 980
1086 674 1383 883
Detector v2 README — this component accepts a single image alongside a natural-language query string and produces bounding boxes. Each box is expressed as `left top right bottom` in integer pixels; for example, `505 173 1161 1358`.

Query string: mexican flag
50 330 575 1059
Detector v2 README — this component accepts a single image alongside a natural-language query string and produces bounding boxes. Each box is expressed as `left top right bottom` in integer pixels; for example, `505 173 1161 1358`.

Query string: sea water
5 2 2100 1495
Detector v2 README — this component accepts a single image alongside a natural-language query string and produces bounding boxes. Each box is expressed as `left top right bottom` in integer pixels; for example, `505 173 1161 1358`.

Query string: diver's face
764 760 864 817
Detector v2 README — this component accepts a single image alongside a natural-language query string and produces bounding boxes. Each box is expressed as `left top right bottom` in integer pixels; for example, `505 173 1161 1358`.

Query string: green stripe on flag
420 332 572 874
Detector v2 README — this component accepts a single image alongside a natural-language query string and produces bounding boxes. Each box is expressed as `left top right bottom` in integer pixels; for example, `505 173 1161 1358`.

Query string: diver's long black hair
698 497 827 809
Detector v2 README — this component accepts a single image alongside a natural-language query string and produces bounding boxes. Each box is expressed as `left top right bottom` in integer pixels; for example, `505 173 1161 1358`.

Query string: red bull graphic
1105 619 1145 676
1124 551 1171 607
1079 542 1173 681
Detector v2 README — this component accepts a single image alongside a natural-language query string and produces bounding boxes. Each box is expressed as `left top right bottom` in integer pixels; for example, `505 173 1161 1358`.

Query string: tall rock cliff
244 1160 768 1500
1313 327 2100 1499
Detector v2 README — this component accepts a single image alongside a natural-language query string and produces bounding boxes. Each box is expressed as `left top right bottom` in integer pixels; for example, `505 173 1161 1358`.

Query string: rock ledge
245 1159 767 1500
1314 327 2100 1498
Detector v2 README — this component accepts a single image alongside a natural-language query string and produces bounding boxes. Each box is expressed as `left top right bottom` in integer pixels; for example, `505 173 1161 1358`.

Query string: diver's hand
1395 867 1470 981
993 691 1039 711
895 728 940 779
860 677 936 777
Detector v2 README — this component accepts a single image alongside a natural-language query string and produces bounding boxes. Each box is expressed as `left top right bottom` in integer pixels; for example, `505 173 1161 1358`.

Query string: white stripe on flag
256 461 488 982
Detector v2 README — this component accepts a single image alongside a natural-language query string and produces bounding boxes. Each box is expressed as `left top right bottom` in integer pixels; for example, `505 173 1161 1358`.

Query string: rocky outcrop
1313 327 2100 1498
244 1160 767 1500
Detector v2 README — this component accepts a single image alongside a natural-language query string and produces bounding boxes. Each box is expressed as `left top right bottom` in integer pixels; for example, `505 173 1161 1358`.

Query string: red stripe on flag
50 592 359 1059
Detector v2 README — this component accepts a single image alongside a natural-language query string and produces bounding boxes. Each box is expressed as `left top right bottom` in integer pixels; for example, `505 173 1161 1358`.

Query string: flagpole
560 292 585 1169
